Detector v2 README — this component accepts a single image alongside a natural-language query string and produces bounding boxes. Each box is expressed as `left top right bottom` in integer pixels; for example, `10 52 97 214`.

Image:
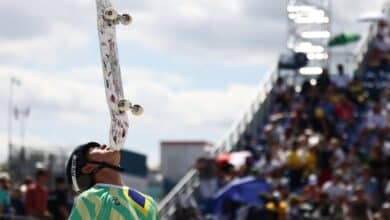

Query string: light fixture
287 5 314 13
294 42 325 53
294 17 330 24
301 31 330 39
307 53 329 60
299 67 323 75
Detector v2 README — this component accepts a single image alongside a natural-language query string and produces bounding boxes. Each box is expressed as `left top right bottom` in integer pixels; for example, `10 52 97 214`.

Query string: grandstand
158 1 390 220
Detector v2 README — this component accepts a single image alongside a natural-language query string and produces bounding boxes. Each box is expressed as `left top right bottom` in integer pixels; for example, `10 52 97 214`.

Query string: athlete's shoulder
69 187 108 220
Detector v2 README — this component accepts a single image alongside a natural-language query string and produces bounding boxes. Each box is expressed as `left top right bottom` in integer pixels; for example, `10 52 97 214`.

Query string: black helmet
66 142 123 193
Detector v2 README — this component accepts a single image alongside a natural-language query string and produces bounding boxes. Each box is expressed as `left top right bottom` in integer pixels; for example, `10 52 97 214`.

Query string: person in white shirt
330 138 346 168
365 103 387 130
331 64 351 89
322 169 347 202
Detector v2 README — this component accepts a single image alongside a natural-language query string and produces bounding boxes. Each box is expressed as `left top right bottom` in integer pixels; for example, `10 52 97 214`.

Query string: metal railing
158 65 279 219
351 23 377 75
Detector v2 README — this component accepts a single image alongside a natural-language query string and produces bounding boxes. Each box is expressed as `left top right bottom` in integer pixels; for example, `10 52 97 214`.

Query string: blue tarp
211 176 272 214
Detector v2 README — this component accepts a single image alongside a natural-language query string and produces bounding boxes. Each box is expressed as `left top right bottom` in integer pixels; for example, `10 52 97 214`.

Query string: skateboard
95 0 143 151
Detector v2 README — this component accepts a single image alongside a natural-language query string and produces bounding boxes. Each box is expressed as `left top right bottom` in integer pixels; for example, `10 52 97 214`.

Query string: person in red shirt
335 95 354 122
25 168 51 219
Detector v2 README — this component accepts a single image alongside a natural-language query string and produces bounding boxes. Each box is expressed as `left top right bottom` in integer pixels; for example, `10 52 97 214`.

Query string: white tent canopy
358 11 390 22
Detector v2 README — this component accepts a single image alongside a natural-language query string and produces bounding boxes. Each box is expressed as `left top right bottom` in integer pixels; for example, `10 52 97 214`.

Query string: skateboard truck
104 7 132 25
118 99 144 116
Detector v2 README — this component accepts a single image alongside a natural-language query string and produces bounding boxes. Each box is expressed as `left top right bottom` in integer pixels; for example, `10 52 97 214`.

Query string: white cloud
0 23 90 65
119 0 286 66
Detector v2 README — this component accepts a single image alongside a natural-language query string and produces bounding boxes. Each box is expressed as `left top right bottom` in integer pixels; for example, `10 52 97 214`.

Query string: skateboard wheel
131 104 143 116
118 99 130 112
104 8 119 21
120 14 132 25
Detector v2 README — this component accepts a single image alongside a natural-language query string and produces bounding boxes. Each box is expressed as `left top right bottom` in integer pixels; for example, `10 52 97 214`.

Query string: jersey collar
95 183 129 190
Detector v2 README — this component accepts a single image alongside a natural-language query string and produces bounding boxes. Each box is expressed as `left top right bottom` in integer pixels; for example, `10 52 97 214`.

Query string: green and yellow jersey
69 184 160 220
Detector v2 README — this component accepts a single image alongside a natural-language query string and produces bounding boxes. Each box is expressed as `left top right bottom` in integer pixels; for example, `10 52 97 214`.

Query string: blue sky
0 0 385 167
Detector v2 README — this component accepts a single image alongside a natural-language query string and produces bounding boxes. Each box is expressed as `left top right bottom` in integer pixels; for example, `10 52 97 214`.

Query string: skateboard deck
95 0 141 150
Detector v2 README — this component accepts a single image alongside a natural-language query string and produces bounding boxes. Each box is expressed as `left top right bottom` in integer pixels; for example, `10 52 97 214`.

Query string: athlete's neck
95 169 124 186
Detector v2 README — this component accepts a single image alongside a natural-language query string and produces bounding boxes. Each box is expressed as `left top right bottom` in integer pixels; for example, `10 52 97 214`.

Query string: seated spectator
25 168 51 219
367 141 385 183
304 137 318 175
377 20 389 41
254 152 281 177
287 194 301 220
274 77 288 98
317 69 331 93
347 77 368 107
317 139 334 185
236 203 265 220
285 141 304 191
322 169 347 202
10 188 25 216
194 157 218 214
216 161 236 187
357 166 380 209
276 178 291 202
173 206 201 220
0 177 10 215
373 33 390 54
381 202 390 220
256 191 287 220
301 79 312 98
331 64 351 89
19 177 33 196
311 192 333 219
313 95 336 136
330 138 346 168
48 177 70 220
302 174 320 203
365 103 388 130
346 145 363 168
334 94 355 122
273 77 292 111
349 185 373 220
374 20 390 56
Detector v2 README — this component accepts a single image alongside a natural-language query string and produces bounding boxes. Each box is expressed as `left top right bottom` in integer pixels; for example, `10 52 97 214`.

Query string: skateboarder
66 142 159 220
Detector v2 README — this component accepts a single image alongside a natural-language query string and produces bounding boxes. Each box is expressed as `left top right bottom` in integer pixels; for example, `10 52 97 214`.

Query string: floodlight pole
8 77 21 166
17 107 30 148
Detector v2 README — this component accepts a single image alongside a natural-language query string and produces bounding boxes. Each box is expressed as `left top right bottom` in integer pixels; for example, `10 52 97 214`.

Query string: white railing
351 23 377 74
158 65 279 219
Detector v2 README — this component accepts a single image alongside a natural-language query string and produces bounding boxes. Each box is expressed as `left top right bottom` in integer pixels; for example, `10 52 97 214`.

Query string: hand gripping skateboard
95 0 143 151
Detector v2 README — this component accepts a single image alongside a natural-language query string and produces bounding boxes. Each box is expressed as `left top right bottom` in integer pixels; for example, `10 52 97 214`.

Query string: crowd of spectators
184 21 390 220
0 168 74 220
